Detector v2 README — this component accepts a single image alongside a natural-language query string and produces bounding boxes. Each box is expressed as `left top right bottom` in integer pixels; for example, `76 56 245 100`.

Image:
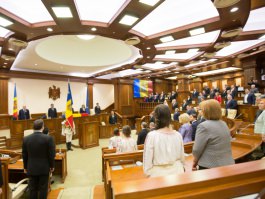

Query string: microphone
234 113 242 119
237 123 254 134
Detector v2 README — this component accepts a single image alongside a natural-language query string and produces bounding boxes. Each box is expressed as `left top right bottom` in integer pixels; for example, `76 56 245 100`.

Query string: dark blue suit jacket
226 99 238 109
18 109 30 120
245 93 256 105
173 112 180 121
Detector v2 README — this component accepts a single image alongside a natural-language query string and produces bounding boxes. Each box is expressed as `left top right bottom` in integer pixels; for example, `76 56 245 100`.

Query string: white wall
8 78 87 114
93 84 114 109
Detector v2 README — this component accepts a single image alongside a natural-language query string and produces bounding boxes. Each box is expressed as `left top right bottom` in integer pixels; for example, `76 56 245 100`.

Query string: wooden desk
8 149 67 183
99 124 119 138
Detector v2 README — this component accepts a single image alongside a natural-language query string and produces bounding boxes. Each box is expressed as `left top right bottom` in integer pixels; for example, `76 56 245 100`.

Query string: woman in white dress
108 128 122 149
143 104 185 177
117 125 137 153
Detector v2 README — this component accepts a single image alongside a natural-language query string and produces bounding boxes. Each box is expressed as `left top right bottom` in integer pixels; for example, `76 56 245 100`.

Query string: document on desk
111 165 123 170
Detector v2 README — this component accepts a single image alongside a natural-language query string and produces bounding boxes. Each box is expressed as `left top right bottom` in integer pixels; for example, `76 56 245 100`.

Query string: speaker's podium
79 121 99 149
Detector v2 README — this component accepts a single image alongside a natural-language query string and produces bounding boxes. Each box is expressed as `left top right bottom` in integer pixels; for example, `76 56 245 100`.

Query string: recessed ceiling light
160 35 174 43
139 0 160 6
259 35 265 39
34 64 38 66
155 61 164 64
47 27 53 32
187 48 199 53
52 7 73 18
189 27 205 36
146 47 151 50
91 27 97 31
230 7 239 12
147 56 150 58
119 15 139 26
0 16 13 27
4 62 7 65
77 34 95 40
165 50 176 55
8 48 14 51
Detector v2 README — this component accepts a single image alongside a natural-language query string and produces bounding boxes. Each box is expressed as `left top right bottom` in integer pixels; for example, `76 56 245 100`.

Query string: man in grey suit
192 99 234 170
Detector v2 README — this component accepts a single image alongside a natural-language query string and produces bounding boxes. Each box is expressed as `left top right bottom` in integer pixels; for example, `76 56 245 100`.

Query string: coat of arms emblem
49 85 60 100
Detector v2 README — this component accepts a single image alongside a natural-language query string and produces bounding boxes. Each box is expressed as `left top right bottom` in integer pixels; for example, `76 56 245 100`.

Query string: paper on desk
111 165 123 170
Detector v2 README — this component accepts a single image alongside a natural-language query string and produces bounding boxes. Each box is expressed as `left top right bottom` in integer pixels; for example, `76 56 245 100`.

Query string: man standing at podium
18 105 30 120
48 103 57 118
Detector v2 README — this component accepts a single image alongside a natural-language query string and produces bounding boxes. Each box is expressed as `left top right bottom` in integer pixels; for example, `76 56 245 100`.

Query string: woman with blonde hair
116 125 137 153
178 113 192 143
143 104 185 177
192 99 234 170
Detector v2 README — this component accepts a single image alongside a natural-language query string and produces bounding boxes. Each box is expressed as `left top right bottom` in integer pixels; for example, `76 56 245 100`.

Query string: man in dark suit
190 113 198 141
48 103 57 118
173 108 180 121
79 104 86 113
22 119 55 199
243 89 256 105
18 105 30 120
192 89 199 99
137 122 149 145
171 99 178 111
230 85 237 99
186 105 196 115
94 103 101 115
109 110 117 124
170 91 177 101
226 94 238 110
182 99 189 111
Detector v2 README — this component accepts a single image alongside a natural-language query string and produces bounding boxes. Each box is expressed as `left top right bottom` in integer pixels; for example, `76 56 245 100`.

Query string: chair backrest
227 109 237 119
0 158 11 199
0 136 7 149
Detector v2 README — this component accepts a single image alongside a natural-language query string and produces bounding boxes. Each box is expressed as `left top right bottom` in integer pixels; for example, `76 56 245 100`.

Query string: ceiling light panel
243 7 265 32
119 15 139 26
0 0 53 23
75 0 127 23
193 67 241 76
160 35 174 42
215 40 265 57
165 50 176 54
139 0 160 6
187 48 199 53
0 16 13 27
132 0 219 37
184 59 217 68
0 26 13 38
52 7 73 18
155 52 202 60
189 27 205 36
142 62 177 70
119 69 142 77
155 30 220 49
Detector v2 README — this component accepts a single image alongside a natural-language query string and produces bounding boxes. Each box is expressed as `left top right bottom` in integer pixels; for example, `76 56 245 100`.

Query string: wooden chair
1 158 28 199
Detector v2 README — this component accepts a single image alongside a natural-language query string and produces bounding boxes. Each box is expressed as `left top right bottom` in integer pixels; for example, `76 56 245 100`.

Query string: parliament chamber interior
0 0 265 198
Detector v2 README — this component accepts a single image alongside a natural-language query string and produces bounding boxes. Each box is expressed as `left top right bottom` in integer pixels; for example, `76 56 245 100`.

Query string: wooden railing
135 102 162 117
115 112 128 127
135 115 150 133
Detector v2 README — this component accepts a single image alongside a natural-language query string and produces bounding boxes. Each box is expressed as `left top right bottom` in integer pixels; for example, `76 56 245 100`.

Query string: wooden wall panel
0 79 8 114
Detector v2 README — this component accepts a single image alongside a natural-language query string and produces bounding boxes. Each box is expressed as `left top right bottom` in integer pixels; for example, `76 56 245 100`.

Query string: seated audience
214 92 222 104
171 99 178 111
192 99 234 170
190 113 198 141
94 103 101 115
173 108 180 121
254 97 265 155
143 104 185 177
186 105 196 115
178 113 192 143
117 125 137 153
137 122 150 145
18 105 30 120
225 94 238 111
48 103 57 118
109 110 117 124
109 128 122 149
243 88 255 105
79 104 86 113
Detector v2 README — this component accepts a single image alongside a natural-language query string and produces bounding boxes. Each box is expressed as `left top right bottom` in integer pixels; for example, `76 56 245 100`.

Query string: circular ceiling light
214 41 231 49
9 38 28 48
214 0 240 8
47 27 53 32
230 7 239 12
77 34 95 40
125 36 140 45
91 27 97 31
221 27 242 38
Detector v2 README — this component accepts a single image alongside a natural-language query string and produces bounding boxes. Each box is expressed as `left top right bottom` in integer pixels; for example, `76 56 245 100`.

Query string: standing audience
137 122 150 145
192 100 234 170
143 105 185 177
117 125 137 153
178 113 192 143
109 128 122 149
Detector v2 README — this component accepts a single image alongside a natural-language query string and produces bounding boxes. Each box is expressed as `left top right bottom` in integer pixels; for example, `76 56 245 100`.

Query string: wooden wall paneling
0 115 10 130
88 83 93 109
0 79 8 114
